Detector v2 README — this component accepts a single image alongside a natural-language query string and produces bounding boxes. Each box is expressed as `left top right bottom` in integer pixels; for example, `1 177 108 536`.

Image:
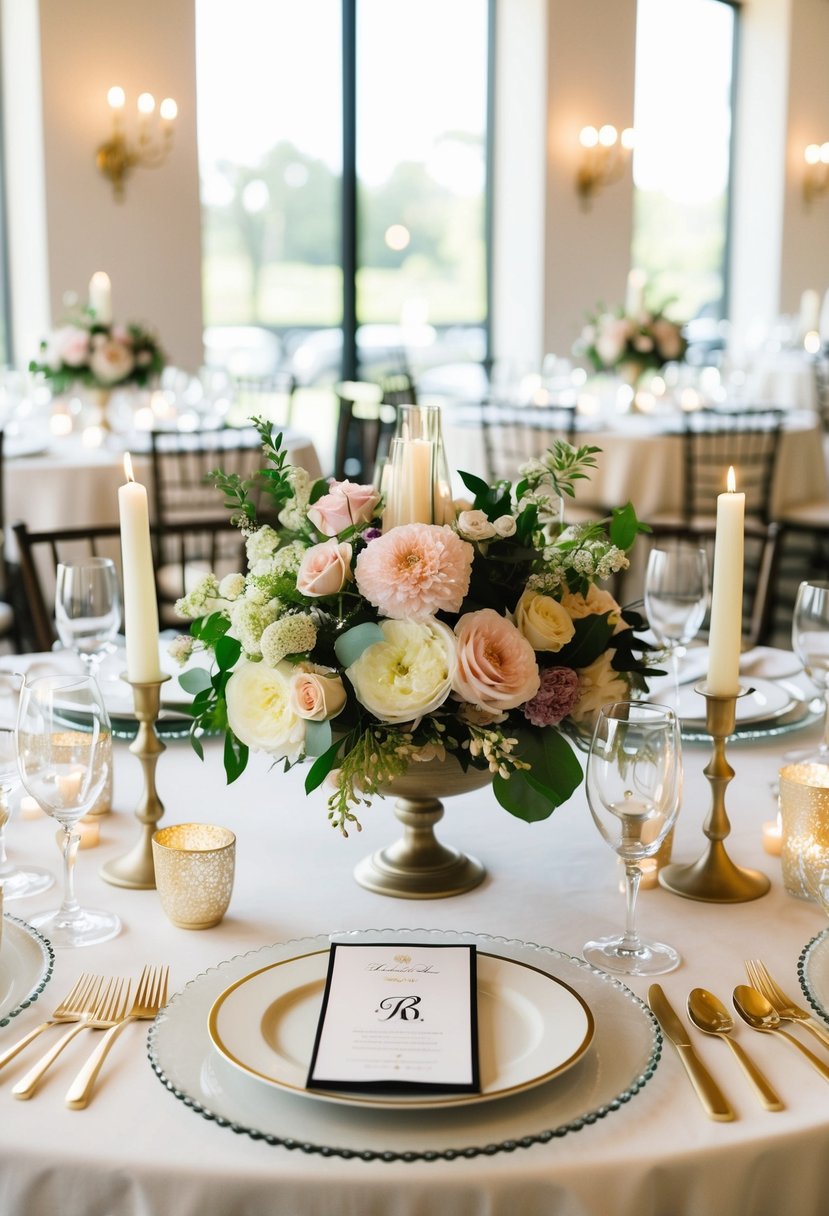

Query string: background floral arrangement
577 300 687 376
173 418 654 835
30 306 165 392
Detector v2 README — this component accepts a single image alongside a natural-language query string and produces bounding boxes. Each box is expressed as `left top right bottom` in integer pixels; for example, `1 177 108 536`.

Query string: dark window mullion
341 0 358 381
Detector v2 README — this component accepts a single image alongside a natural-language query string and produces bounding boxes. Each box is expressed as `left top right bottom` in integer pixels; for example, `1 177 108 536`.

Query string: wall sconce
804 143 829 205
96 86 177 201
576 124 634 206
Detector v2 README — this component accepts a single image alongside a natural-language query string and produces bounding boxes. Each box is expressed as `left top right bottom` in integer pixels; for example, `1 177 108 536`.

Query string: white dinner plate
799 928 829 1024
208 946 594 1110
0 916 54 1028
663 677 798 727
149 929 661 1162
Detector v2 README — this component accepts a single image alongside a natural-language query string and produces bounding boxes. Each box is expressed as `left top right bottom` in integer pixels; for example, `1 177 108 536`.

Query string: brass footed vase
354 756 491 899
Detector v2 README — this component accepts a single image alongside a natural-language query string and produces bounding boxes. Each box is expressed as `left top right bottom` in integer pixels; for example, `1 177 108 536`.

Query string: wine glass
583 701 683 976
16 673 120 947
644 544 709 708
55 558 121 671
0 724 54 899
788 580 829 765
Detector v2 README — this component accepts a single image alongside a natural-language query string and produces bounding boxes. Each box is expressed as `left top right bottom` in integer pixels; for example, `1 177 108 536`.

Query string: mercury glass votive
779 763 829 900
151 823 236 929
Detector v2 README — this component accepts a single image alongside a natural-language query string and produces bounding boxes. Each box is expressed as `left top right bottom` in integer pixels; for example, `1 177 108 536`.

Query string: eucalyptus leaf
178 667 212 695
334 622 385 668
304 719 333 758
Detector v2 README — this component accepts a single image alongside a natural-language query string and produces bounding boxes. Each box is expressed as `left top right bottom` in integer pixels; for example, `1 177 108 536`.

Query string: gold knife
648 984 736 1122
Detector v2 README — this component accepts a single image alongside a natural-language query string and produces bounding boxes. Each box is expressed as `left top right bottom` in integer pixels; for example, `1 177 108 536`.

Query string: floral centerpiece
29 305 165 393
172 417 655 837
577 300 687 380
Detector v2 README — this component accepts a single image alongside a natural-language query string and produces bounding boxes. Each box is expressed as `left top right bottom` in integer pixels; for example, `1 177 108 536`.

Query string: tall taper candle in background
707 466 744 696
88 271 112 325
625 268 646 315
118 453 161 682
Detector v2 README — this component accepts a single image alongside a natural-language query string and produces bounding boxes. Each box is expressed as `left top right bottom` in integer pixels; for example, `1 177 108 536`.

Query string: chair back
480 402 578 484
232 371 296 428
682 408 784 524
333 380 398 482
149 426 265 528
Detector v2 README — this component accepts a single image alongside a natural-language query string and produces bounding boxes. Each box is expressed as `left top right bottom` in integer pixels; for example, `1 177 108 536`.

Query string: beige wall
13 0 203 370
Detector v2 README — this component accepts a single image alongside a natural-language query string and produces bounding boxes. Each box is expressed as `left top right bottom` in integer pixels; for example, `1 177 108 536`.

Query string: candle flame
123 452 135 483
726 466 736 493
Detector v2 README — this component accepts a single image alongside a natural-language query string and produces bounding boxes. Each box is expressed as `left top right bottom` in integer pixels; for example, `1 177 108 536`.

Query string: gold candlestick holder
100 674 170 890
659 681 770 903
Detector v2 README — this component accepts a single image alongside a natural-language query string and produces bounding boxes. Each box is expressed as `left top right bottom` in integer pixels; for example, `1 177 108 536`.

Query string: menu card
306 942 480 1094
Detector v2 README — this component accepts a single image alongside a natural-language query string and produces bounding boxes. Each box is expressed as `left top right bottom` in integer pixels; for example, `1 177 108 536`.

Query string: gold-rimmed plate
207 946 594 1110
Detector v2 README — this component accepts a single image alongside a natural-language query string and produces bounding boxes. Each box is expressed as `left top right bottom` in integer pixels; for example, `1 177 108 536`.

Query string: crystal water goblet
787 580 829 766
0 724 54 899
644 544 709 709
583 701 683 976
16 674 120 947
55 558 121 672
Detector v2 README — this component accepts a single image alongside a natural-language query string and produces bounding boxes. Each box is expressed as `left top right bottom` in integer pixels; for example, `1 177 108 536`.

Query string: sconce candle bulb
576 123 634 206
803 141 829 204
97 87 177 201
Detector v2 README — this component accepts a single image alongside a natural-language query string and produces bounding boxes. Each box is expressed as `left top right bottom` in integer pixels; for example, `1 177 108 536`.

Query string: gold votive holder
659 681 770 903
100 674 170 890
152 823 236 929
779 762 829 901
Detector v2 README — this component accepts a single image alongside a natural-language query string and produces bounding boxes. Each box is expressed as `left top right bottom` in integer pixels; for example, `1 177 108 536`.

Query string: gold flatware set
0 965 168 1108
649 960 829 1120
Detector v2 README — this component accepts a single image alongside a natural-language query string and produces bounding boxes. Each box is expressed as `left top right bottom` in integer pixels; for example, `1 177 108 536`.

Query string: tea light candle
20 795 44 820
707 466 744 696
762 813 783 856
118 453 162 682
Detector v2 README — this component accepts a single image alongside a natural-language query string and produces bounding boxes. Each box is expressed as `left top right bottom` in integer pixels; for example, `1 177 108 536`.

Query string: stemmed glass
583 701 683 976
0 724 54 899
644 544 709 709
788 580 829 766
55 558 121 672
15 674 120 947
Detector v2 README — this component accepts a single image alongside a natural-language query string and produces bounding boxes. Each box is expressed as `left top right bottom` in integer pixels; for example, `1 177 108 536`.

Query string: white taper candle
706 466 744 696
118 453 161 683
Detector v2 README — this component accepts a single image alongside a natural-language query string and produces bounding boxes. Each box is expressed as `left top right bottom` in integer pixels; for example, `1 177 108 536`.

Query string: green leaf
305 734 345 793
334 622 385 668
308 477 330 505
178 667 212 695
215 634 242 672
609 502 648 551
190 611 230 646
223 732 249 784
555 613 615 669
189 730 205 762
304 719 333 757
492 730 583 822
458 469 491 499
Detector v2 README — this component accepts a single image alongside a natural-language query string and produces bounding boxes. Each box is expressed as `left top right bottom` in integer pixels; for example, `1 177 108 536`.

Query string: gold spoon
687 988 783 1110
733 985 829 1082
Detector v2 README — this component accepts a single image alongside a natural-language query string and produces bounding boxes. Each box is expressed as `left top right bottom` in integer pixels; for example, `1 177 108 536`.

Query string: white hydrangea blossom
244 582 269 605
218 573 246 601
229 597 280 657
245 525 280 568
175 573 221 620
167 635 195 665
260 614 318 667
278 467 313 532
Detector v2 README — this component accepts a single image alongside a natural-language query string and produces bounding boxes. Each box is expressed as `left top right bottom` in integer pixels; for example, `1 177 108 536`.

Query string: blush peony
453 609 540 712
355 524 473 620
346 618 456 724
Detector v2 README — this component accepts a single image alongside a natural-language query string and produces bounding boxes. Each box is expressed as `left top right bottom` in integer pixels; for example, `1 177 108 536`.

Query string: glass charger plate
0 915 54 1028
680 688 821 744
798 927 829 1023
208 948 595 1110
149 928 661 1162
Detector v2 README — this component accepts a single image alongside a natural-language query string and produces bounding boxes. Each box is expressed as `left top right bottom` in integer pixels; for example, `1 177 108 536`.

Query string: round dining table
0 651 828 1215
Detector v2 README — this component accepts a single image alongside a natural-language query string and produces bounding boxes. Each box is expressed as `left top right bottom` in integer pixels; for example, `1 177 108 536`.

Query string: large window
631 0 737 330
196 1 490 384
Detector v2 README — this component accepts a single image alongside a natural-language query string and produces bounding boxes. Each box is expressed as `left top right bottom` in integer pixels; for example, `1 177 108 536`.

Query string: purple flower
363 527 383 542
521 666 581 727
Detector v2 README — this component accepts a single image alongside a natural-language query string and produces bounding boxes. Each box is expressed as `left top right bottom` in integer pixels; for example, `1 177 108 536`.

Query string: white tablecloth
444 410 827 522
0 659 828 1214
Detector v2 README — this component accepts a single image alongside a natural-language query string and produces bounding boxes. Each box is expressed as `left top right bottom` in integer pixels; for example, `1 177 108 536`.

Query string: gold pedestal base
100 674 169 891
354 794 486 899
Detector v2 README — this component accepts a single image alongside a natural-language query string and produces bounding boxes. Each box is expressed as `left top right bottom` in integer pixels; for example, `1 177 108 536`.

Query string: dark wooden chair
479 401 578 485
232 370 297 428
332 380 397 482
677 408 785 526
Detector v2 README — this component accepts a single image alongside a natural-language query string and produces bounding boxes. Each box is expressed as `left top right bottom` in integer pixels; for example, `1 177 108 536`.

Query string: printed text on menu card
306 942 480 1094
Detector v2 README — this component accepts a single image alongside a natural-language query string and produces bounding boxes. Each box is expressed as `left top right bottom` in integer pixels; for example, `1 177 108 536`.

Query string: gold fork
12 978 131 1100
745 959 829 1050
0 974 103 1074
66 965 169 1110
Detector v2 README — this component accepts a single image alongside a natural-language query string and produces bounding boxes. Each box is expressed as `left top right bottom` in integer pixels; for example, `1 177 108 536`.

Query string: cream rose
568 651 630 726
296 539 353 597
493 515 517 538
561 585 625 633
346 618 456 724
453 609 540 712
457 510 496 542
225 659 305 759
89 337 135 385
514 590 576 652
290 669 347 722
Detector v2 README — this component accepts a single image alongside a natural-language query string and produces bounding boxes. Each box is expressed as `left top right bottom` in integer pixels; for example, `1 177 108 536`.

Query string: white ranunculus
457 509 496 542
346 618 456 724
225 659 305 759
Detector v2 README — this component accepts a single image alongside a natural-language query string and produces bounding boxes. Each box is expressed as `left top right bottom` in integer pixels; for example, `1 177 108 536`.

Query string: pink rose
453 609 540 712
46 325 90 370
307 480 381 536
88 338 135 385
290 669 347 721
296 539 353 597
